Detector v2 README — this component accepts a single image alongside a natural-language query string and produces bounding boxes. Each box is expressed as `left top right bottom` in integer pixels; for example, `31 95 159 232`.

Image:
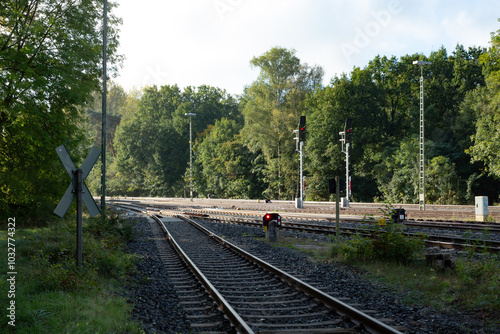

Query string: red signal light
265 214 270 219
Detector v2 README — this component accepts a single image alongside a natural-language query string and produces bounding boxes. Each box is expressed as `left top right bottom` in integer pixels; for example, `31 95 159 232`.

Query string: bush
371 227 425 264
331 204 425 264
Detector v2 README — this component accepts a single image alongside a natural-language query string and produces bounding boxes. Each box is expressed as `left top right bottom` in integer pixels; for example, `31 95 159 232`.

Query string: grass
275 233 499 319
0 211 144 333
353 255 500 312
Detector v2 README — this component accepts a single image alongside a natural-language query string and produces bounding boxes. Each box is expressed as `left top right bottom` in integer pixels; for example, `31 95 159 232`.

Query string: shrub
331 204 425 264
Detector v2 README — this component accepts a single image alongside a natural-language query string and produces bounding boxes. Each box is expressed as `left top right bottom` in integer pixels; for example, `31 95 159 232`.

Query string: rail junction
110 197 500 333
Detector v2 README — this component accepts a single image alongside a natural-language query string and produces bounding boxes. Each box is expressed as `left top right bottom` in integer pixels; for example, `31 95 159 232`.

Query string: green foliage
466 84 500 178
370 225 425 264
331 227 425 265
0 0 122 224
303 41 498 203
15 212 137 294
113 85 239 197
452 256 500 310
305 68 387 201
331 206 425 264
84 40 500 204
373 136 460 204
194 118 266 198
241 47 323 199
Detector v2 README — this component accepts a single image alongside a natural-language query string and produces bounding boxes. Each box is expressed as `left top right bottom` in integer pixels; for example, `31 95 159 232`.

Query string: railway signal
263 213 281 242
298 116 306 141
344 118 352 142
262 213 281 228
329 178 344 194
295 116 306 209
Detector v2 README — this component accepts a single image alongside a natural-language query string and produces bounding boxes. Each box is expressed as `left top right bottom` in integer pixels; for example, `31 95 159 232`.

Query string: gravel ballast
124 215 193 334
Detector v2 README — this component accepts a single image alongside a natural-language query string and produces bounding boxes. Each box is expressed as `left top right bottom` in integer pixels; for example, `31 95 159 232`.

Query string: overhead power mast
339 118 352 207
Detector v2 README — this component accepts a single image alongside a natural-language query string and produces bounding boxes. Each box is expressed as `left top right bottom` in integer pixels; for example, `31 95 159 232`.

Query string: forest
2 1 500 224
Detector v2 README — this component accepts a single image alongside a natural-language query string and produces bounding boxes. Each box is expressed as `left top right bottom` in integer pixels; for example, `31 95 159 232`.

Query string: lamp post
413 60 432 211
185 113 196 201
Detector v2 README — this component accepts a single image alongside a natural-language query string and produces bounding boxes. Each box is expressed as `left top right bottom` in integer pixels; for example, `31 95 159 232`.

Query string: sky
112 0 500 96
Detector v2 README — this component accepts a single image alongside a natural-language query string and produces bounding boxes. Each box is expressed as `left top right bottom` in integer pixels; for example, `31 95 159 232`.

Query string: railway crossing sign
54 145 101 218
54 145 100 267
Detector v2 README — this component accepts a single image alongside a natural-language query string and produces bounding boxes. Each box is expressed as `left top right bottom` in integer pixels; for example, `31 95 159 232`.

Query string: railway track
112 199 500 253
147 214 233 332
109 196 500 222
141 209 406 333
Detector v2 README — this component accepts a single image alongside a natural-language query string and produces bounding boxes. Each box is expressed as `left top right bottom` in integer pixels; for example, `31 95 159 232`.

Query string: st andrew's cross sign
54 145 101 218
54 145 100 267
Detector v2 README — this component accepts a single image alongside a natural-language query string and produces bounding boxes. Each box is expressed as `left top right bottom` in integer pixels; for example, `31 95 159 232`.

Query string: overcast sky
112 0 500 96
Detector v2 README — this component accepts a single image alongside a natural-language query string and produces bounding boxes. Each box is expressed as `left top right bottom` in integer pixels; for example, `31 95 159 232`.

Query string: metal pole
189 115 193 201
101 0 107 216
75 169 83 267
299 140 303 202
185 113 196 201
413 60 431 211
419 66 426 211
345 142 350 207
335 176 340 243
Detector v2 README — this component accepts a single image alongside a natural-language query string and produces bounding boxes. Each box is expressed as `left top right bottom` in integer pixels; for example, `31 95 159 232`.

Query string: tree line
2 1 499 224
90 34 500 206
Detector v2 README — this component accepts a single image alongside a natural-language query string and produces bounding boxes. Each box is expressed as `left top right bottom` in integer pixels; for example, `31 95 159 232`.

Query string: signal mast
339 118 352 207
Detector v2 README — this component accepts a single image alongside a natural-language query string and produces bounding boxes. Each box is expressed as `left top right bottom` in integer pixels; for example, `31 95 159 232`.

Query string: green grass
0 212 144 333
278 232 499 320
352 256 500 313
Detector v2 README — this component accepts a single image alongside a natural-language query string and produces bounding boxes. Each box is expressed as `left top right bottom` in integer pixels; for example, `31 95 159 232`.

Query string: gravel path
124 214 499 334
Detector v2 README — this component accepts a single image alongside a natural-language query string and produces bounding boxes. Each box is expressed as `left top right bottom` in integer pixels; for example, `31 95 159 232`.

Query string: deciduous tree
0 0 121 222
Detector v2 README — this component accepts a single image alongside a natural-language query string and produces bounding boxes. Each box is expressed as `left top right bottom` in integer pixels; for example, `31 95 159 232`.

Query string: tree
194 118 265 199
241 47 323 199
467 23 500 181
306 68 386 201
0 0 121 223
113 85 240 197
114 85 186 196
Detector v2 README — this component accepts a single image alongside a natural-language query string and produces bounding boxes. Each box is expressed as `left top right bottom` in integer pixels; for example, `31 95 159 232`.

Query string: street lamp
185 112 196 201
413 60 432 210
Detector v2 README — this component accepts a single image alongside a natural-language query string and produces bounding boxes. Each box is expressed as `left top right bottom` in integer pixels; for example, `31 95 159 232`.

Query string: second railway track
114 199 500 253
